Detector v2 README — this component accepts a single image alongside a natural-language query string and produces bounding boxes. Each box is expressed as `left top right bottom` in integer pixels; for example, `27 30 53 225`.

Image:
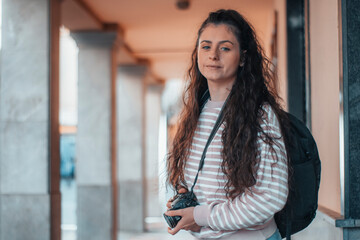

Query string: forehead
199 24 238 43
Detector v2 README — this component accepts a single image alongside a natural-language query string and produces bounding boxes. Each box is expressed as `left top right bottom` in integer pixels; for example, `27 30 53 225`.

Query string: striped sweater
184 100 288 239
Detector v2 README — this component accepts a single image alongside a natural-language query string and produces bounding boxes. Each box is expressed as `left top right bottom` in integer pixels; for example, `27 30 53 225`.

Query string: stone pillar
145 84 163 222
116 65 146 232
335 0 360 239
0 0 60 239
71 31 116 240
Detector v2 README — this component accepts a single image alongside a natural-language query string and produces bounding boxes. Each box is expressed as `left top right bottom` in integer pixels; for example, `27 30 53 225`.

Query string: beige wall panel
274 0 287 106
310 0 341 213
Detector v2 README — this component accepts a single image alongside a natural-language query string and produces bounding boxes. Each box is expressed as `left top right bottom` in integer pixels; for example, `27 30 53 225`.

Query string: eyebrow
200 40 235 45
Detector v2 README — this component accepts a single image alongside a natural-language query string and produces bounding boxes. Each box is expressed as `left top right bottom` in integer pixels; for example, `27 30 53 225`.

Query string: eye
201 45 210 50
221 47 231 51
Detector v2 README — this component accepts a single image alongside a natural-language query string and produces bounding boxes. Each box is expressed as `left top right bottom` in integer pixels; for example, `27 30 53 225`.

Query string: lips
206 65 222 69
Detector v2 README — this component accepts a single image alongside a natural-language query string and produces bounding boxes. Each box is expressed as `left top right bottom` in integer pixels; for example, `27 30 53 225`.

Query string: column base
0 194 50 240
118 180 144 232
77 186 112 240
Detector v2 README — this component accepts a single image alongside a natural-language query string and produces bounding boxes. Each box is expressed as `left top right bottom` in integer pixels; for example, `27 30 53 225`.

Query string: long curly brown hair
167 9 288 199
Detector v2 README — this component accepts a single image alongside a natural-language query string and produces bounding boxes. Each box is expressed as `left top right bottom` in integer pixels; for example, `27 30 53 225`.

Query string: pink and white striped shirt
185 100 288 239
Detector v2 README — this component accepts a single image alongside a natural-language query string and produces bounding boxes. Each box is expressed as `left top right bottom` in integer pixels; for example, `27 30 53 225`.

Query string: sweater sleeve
193 106 288 231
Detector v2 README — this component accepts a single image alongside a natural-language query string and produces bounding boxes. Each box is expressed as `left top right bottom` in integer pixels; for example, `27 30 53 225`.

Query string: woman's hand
165 207 201 235
166 187 188 209
165 187 201 234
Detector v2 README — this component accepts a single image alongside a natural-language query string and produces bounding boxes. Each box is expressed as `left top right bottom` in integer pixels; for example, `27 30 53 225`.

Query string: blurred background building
0 0 359 240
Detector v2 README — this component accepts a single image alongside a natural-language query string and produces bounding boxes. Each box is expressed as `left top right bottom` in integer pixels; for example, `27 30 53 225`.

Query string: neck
207 80 234 102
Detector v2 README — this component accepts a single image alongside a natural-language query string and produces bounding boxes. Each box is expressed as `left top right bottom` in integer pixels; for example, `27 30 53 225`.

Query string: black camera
163 191 199 228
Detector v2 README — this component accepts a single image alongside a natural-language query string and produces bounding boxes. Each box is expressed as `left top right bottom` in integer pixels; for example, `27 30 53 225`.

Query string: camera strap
190 89 229 194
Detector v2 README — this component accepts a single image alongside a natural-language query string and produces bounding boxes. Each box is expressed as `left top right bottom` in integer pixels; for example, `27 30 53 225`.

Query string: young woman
164 9 288 240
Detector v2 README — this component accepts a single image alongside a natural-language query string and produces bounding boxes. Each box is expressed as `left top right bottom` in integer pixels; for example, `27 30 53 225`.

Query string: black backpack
274 111 321 240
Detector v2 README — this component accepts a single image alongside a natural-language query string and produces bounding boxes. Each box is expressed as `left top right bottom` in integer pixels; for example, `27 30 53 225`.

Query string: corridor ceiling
61 0 275 81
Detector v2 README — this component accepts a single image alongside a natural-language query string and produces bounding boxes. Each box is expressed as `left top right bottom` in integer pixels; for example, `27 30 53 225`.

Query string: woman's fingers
166 195 177 209
165 209 183 235
165 209 182 217
165 189 195 236
166 207 200 235
178 187 188 194
166 187 188 209
168 224 182 235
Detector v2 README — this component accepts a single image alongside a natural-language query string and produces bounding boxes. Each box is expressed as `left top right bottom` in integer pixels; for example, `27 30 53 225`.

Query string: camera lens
163 213 182 228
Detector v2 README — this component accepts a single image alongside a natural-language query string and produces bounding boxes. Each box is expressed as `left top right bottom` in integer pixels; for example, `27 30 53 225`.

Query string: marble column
71 31 116 240
0 0 59 239
116 65 146 232
145 84 163 221
336 0 360 239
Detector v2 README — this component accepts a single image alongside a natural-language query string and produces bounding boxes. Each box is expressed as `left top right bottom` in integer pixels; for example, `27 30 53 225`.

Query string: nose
209 48 219 60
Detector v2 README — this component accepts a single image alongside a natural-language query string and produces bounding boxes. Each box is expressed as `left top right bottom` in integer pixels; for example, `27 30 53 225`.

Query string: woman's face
197 24 241 87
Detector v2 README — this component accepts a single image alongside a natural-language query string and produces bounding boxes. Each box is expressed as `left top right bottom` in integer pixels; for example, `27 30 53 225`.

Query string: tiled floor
63 213 343 240
118 230 196 240
61 179 341 240
117 219 196 240
62 229 195 240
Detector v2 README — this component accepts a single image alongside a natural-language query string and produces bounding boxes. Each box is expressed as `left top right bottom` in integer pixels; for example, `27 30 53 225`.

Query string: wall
310 0 341 213
274 0 288 105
